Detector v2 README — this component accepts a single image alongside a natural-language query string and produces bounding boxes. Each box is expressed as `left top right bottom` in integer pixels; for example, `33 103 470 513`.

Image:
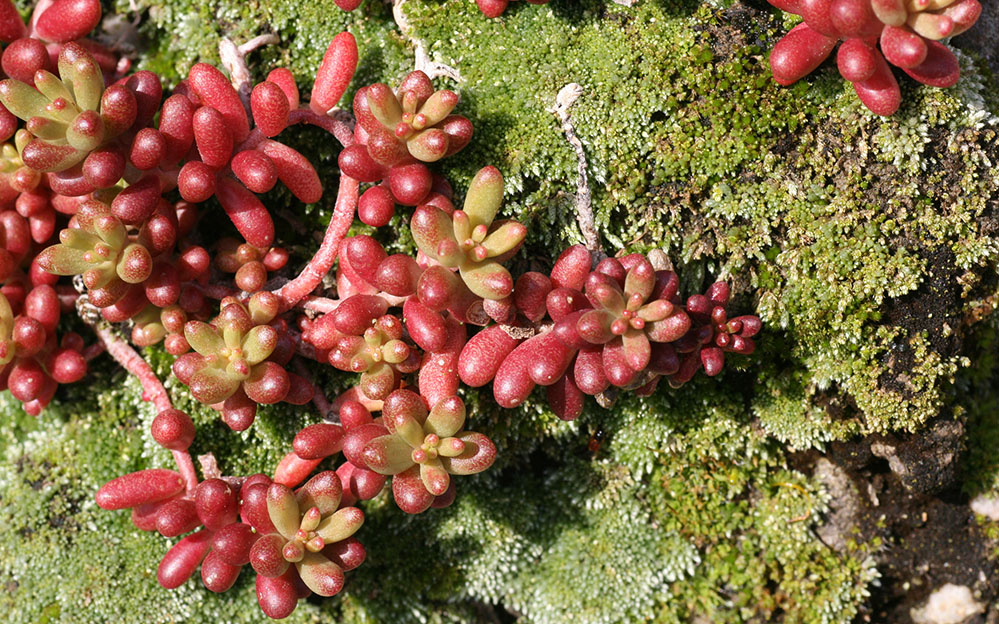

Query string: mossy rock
2 0 998 622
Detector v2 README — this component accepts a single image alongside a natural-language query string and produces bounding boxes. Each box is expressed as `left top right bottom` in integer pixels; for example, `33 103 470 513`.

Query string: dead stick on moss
550 83 600 252
93 323 199 492
392 0 463 82
219 34 281 113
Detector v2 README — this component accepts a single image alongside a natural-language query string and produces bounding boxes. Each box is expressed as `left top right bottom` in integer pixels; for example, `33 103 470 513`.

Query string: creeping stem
94 324 199 492
274 174 361 312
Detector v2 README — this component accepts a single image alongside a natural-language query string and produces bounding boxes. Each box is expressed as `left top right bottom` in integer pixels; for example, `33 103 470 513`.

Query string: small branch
549 83 600 252
393 0 463 82
95 324 172 412
293 359 335 421
82 342 105 362
273 175 360 312
287 108 355 149
219 35 280 114
299 296 341 314
94 324 198 492
236 107 354 157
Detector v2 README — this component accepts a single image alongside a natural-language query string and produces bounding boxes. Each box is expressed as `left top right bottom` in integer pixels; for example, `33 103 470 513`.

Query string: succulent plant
172 294 312 429
248 472 365 617
0 42 145 172
306 300 421 400
356 389 496 513
768 0 981 115
576 255 691 388
0 10 776 620
339 70 472 206
411 166 526 300
37 200 157 305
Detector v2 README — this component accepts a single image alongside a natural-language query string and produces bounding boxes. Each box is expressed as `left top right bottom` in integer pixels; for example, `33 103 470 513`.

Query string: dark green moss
3 0 998 622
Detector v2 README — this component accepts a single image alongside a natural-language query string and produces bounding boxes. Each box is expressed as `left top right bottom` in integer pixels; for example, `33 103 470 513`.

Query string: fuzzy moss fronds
126 0 999 435
2 0 998 622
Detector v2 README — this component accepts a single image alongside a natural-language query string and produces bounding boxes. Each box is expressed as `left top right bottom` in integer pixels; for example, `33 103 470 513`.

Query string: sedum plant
411 166 526 301
767 0 982 114
33 0 994 619
353 389 496 513
248 473 365 618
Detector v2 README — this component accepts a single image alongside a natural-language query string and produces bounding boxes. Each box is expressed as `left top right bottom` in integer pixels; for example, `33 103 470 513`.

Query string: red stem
94 324 199 493
238 107 354 153
288 108 355 147
293 359 333 419
273 175 360 312
82 342 105 361
299 295 341 314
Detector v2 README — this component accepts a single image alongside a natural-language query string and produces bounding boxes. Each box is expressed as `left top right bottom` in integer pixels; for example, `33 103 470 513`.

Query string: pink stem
299 295 341 314
94 324 199 493
237 107 354 153
293 359 333 419
82 342 105 361
273 175 360 312
172 450 198 493
288 108 355 147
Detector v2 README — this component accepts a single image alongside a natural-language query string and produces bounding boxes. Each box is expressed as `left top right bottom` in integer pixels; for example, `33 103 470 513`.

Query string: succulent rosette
576 255 692 388
411 166 526 300
306 298 420 400
339 69 473 206
172 294 312 429
353 389 496 514
37 199 156 299
0 42 145 172
248 472 365 618
768 0 981 115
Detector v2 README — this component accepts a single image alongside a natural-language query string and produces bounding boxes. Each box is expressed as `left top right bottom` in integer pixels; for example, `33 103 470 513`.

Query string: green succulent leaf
459 260 514 300
361 434 416 475
316 507 364 544
241 325 278 365
184 321 225 357
420 459 450 496
266 484 301 541
0 79 51 121
36 245 90 276
425 396 466 439
463 166 504 230
296 553 345 598
480 220 527 259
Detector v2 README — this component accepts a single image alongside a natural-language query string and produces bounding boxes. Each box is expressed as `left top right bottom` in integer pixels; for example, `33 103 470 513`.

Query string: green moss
3 0 999 622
